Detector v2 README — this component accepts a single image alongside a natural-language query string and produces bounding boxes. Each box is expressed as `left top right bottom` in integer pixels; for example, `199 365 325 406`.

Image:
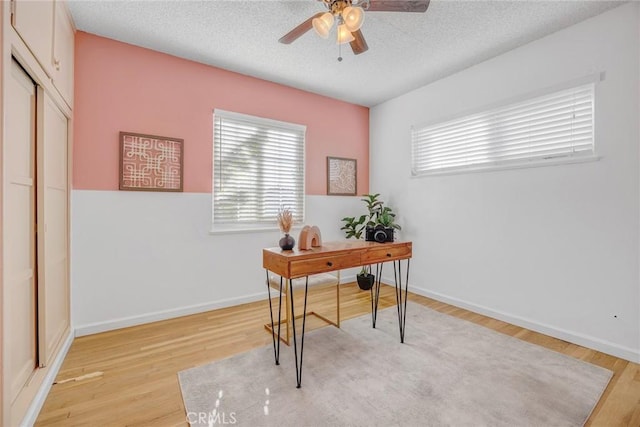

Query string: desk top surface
263 240 412 278
263 240 412 260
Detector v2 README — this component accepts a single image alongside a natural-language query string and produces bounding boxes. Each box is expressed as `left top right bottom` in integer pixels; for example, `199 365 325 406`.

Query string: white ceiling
67 0 624 107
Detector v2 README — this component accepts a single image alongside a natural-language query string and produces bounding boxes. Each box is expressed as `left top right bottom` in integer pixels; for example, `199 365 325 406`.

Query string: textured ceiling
68 0 624 107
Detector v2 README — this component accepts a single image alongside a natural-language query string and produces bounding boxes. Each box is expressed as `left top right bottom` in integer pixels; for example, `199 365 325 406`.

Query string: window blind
213 110 305 229
411 83 595 175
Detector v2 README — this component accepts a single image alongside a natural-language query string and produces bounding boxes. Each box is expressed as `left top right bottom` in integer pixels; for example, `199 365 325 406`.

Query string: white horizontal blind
213 110 305 228
411 83 595 175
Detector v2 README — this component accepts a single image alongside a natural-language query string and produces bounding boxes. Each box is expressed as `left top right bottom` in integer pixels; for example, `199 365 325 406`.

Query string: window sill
209 225 303 236
412 154 602 178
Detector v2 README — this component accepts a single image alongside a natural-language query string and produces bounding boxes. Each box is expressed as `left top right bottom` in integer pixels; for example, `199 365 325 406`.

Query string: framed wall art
119 132 184 192
327 156 357 196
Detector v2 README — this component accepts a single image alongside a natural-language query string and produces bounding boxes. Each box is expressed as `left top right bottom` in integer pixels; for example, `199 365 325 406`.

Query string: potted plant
356 265 375 290
340 194 402 290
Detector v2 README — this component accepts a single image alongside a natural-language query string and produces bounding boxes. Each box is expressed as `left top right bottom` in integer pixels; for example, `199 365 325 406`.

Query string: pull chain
338 42 343 62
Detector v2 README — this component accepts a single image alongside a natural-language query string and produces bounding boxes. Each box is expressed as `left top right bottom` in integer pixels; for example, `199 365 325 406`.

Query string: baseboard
75 277 358 337
20 329 75 427
398 281 640 363
74 292 267 336
74 274 356 337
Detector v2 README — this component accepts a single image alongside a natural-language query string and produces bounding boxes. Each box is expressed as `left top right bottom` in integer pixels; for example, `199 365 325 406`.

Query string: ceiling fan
279 0 431 56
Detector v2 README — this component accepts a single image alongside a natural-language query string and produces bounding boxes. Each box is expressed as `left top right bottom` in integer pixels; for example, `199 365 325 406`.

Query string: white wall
370 3 640 362
71 192 362 335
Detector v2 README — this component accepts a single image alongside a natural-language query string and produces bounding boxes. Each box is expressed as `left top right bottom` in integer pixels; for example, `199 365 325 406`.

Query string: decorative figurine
298 225 322 250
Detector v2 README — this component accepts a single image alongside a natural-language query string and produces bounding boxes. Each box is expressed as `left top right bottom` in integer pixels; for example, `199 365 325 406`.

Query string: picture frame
327 156 357 196
119 131 184 192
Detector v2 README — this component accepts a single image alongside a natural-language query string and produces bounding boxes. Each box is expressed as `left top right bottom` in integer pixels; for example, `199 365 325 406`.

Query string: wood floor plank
36 283 639 426
587 362 640 426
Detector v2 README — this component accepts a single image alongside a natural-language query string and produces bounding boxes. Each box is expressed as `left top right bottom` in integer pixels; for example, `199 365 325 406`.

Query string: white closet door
52 0 74 107
5 60 38 401
37 90 69 366
11 0 55 76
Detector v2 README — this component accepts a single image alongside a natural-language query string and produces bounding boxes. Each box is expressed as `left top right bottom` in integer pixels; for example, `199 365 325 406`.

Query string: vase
279 233 295 250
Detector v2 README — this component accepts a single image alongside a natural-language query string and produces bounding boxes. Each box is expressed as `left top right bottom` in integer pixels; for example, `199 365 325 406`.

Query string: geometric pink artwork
327 156 357 196
119 132 184 192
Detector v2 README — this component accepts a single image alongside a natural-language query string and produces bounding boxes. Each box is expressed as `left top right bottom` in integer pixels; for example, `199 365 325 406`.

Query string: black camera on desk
365 225 395 243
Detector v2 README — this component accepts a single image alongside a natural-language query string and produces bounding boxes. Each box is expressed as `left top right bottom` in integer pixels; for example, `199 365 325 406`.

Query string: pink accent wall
73 32 369 195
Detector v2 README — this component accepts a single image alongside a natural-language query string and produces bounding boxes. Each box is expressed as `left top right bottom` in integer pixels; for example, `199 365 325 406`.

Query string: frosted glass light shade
312 12 334 39
336 24 355 44
342 6 364 32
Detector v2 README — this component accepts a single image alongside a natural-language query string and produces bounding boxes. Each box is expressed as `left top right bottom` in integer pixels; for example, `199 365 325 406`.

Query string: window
411 83 595 176
212 110 305 230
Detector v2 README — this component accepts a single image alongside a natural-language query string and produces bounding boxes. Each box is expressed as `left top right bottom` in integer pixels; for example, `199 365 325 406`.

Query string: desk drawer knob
327 261 333 267
386 253 392 257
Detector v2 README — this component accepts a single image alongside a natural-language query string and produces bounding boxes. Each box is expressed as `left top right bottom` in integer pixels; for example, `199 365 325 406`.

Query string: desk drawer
361 245 412 264
290 253 361 277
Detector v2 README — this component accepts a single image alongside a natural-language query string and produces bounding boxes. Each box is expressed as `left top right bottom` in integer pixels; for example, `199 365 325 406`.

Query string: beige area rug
178 302 612 427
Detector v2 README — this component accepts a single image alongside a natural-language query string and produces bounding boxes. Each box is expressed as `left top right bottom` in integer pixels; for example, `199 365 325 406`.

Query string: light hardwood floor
36 283 640 426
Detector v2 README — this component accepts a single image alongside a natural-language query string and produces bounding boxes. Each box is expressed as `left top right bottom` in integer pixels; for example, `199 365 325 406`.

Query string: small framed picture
327 156 357 196
119 132 184 192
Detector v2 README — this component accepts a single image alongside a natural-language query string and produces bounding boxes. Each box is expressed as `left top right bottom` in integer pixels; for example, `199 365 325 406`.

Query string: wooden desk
263 240 412 388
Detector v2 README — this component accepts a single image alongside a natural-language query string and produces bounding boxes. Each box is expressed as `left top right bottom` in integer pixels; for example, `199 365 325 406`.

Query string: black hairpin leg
289 276 309 388
393 259 410 343
370 263 383 328
265 270 283 365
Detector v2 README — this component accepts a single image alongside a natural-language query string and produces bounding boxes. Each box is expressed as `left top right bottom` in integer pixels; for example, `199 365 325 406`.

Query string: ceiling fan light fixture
342 6 364 32
312 12 335 39
336 23 355 44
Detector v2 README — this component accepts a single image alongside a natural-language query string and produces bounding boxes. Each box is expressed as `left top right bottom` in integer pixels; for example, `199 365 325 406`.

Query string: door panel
12 0 55 76
52 0 74 107
38 92 69 365
6 59 38 402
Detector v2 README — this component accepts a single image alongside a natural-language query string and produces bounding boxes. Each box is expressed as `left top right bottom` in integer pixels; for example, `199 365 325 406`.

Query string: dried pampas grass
277 208 293 234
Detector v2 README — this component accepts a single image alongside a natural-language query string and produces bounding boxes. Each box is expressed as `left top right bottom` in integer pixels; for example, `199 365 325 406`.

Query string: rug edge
401 301 616 379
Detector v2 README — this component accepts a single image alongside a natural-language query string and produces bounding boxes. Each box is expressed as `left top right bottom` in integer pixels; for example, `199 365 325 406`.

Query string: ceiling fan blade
279 12 324 44
367 0 430 13
350 30 369 55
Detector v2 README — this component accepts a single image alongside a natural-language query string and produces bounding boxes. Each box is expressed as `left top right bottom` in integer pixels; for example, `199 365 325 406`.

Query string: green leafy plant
340 193 402 240
361 193 383 227
343 194 402 291
377 208 401 230
340 215 367 239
